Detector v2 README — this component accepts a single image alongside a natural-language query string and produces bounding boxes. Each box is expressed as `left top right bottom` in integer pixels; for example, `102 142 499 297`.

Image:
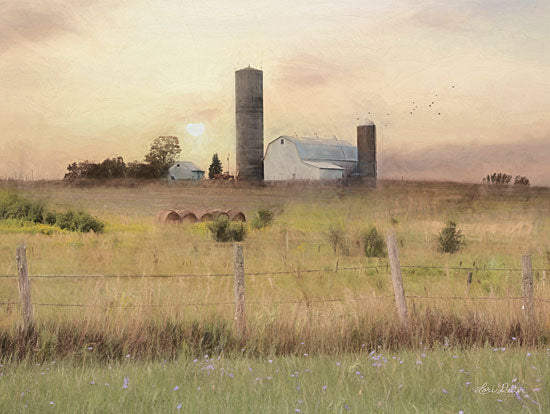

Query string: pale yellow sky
1 0 549 183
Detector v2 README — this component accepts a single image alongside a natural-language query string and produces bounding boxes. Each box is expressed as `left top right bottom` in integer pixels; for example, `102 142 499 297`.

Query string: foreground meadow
1 348 547 413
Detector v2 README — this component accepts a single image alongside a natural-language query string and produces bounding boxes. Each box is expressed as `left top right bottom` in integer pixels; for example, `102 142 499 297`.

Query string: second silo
356 119 377 178
235 66 264 181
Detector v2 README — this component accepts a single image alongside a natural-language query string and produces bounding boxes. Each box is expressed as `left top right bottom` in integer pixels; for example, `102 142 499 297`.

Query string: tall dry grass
0 179 549 359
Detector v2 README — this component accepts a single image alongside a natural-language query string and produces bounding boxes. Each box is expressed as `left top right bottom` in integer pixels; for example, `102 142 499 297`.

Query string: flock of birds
364 85 456 128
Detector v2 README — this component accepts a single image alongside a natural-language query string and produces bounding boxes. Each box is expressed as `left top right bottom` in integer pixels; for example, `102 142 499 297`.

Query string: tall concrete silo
235 66 264 181
356 119 377 178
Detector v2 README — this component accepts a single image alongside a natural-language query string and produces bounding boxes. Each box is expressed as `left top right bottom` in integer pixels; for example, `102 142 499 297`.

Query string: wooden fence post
233 244 246 337
16 243 33 329
466 271 473 294
522 254 535 325
386 230 409 330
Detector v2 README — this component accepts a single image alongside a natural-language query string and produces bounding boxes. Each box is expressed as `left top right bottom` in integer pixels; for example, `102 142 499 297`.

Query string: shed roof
273 136 357 162
172 161 204 172
303 161 344 170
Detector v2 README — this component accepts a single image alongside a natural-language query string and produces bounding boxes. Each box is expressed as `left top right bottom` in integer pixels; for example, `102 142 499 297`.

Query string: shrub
50 210 105 233
362 225 386 258
437 221 465 253
251 208 274 229
325 224 345 254
514 175 530 186
207 217 246 242
0 192 45 223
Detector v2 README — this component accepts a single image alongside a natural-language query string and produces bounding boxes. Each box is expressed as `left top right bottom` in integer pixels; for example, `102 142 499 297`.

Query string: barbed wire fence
2 241 549 331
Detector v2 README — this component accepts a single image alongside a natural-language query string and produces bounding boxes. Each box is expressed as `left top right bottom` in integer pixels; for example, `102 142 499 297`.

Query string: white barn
264 136 358 181
167 161 205 181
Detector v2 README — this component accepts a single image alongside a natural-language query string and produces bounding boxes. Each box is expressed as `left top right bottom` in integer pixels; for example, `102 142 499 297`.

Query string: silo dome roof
358 118 375 126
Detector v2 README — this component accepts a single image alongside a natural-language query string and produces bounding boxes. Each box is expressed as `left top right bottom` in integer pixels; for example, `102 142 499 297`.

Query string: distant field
0 179 549 358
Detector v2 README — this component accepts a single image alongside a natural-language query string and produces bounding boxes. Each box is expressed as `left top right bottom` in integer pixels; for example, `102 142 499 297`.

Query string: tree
144 136 181 178
514 175 530 186
208 153 223 179
484 172 512 185
437 221 465 254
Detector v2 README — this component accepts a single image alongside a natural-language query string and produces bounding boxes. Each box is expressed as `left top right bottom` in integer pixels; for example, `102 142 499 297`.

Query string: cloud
274 53 345 88
380 137 550 185
0 2 79 52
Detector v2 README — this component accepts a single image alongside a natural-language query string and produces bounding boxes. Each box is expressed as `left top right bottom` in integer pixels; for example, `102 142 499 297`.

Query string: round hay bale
207 209 229 219
227 210 246 222
175 210 198 223
196 210 214 222
157 210 182 224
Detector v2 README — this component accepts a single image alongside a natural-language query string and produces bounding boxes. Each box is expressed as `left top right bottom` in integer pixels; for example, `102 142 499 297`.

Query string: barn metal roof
172 161 204 172
275 136 357 162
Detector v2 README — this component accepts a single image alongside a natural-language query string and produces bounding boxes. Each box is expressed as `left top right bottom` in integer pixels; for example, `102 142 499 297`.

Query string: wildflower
344 403 351 410
90 381 95 385
197 386 201 390
336 362 341 366
322 385 327 391
269 360 273 363
421 353 426 358
527 352 531 357
465 382 471 386
193 359 198 363
104 383 110 387
123 376 129 389
266 376 272 380
177 403 182 410
355 371 361 375
296 385 301 391
126 354 130 358
512 378 517 383
459 411 464 414
295 410 301 412
497 399 502 403
173 386 179 391
303 353 308 357
512 337 517 340
87 347 93 350
452 355 459 359
416 360 422 365
501 348 506 351
227 373 234 378
442 389 448 394
459 369 465 373
50 402 54 405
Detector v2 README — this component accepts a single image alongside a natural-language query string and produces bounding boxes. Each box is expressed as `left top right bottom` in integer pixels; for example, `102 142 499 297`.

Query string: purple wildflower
322 385 327 391
442 389 448 394
177 403 182 410
173 386 179 391
123 376 129 389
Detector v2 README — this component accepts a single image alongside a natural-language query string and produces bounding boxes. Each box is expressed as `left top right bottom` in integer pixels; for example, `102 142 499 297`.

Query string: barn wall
265 138 320 180
319 168 343 180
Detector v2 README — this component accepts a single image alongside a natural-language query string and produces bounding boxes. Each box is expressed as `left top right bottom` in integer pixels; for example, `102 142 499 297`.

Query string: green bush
251 208 274 229
362 225 386 258
325 224 348 254
0 192 45 223
207 217 246 242
51 210 105 233
437 221 465 254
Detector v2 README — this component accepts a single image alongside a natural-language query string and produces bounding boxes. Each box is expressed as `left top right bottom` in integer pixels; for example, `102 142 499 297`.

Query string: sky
1 0 549 183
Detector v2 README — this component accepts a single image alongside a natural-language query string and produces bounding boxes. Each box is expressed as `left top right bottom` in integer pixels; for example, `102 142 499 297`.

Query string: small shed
168 161 205 181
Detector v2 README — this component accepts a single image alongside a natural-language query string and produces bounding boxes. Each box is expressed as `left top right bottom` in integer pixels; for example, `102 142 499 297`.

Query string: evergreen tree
208 153 223 179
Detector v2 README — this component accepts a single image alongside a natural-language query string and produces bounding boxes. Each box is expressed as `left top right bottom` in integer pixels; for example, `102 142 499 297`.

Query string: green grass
0 348 547 413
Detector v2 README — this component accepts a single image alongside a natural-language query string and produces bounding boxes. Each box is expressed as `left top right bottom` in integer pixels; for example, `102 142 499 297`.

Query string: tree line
482 172 530 186
64 136 181 180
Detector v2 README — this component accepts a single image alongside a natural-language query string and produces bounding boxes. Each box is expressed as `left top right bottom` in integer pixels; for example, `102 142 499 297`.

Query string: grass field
0 179 549 356
1 179 550 412
0 348 547 413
